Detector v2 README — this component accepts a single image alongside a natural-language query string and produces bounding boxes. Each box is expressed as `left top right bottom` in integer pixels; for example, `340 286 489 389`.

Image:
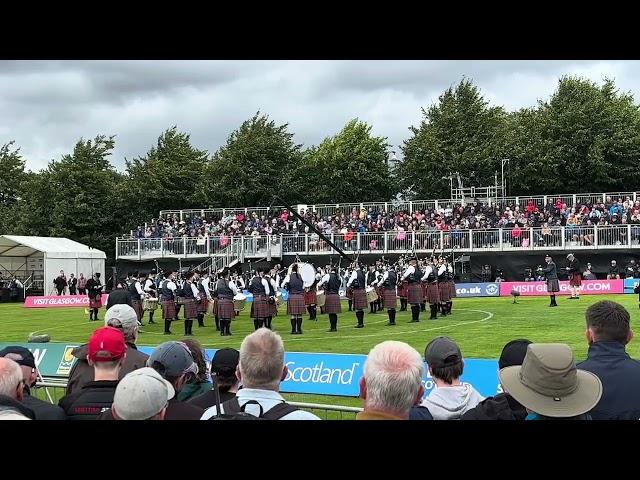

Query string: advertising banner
500 280 623 296
24 294 110 308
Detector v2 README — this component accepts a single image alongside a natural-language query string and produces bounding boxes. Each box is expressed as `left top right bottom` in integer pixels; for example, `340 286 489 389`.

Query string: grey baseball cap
424 336 462 368
104 304 138 331
147 341 198 378
112 367 175 420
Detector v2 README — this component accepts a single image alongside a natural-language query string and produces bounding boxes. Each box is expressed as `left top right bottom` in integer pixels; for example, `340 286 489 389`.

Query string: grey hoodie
421 383 485 420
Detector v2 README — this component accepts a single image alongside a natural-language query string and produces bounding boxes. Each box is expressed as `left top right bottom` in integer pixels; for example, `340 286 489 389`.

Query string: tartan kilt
251 295 271 318
426 283 440 304
449 281 457 298
569 274 582 287
269 299 278 317
287 293 306 316
376 286 385 300
183 298 199 319
346 287 354 300
198 297 208 313
304 290 317 306
352 288 368 310
131 299 143 321
398 281 408 298
438 283 451 302
216 298 236 320
407 283 424 305
324 293 342 314
161 299 176 320
89 295 102 309
547 278 560 293
383 288 398 309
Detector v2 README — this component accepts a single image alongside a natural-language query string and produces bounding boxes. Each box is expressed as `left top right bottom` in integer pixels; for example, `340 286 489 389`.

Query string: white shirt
319 273 330 288
164 280 177 292
377 271 389 286
190 283 200 298
200 388 320 420
135 281 145 296
401 265 415 280
421 266 433 281
201 276 212 298
347 270 359 287
262 277 272 295
144 279 155 293
216 279 239 295
235 278 245 289
447 265 453 274
437 265 446 276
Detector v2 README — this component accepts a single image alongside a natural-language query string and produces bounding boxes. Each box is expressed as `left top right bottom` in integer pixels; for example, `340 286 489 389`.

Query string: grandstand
116 190 640 280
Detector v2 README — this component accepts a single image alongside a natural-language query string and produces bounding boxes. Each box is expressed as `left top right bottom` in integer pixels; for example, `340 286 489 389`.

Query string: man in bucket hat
499 343 602 420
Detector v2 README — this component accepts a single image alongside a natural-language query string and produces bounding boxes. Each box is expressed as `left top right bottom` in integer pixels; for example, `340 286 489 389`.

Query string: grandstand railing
117 225 640 259
156 191 640 222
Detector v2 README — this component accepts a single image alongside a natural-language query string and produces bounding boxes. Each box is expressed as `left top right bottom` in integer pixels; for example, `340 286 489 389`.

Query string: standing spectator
577 301 640 419
0 346 67 420
77 273 87 295
68 273 78 295
0 358 34 420
201 329 319 420
105 280 133 310
356 341 424 420
420 336 484 420
177 338 212 402
500 343 602 420
461 339 531 420
59 326 127 420
102 368 173 421
189 348 240 410
66 305 148 395
54 270 67 295
607 260 621 279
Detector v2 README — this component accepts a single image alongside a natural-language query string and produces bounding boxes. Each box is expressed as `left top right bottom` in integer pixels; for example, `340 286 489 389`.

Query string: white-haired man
357 341 425 420
0 357 34 420
201 329 320 420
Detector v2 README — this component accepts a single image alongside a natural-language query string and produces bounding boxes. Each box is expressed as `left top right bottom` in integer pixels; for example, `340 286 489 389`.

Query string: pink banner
499 280 624 296
23 294 109 308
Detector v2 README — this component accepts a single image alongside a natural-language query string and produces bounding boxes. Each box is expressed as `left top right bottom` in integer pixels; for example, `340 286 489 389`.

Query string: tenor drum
366 286 378 303
233 293 247 312
143 297 158 311
275 291 283 306
316 289 326 308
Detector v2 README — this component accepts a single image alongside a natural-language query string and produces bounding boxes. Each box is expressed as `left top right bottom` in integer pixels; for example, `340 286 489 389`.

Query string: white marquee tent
0 235 106 293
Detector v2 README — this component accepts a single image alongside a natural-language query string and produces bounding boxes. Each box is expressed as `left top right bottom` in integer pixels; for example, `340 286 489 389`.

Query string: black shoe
409 319 420 323
355 324 364 328
291 331 296 335
328 328 337 332
163 331 172 335
386 322 396 326
149 320 156 324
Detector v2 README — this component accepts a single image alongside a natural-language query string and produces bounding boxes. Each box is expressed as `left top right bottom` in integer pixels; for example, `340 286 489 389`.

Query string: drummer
347 262 367 328
318 266 342 332
215 268 239 336
248 269 271 331
264 269 278 330
401 257 423 323
182 271 200 336
282 264 306 334
366 264 379 315
304 273 319 322
143 270 158 325
196 270 211 328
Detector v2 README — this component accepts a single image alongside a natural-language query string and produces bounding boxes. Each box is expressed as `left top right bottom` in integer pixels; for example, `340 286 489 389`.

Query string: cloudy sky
2 60 638 171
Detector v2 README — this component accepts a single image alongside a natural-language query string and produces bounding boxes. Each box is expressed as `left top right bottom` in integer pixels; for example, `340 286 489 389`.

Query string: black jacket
106 288 133 310
577 341 640 420
58 380 119 420
0 394 35 419
22 385 67 420
98 397 204 420
188 390 237 411
409 405 434 420
460 393 527 420
66 342 149 395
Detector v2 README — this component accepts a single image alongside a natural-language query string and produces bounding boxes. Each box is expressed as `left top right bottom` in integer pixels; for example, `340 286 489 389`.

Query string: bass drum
288 262 316 288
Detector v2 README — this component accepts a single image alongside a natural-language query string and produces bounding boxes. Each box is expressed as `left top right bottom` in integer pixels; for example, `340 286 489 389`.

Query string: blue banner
454 282 499 298
624 278 639 294
138 346 500 398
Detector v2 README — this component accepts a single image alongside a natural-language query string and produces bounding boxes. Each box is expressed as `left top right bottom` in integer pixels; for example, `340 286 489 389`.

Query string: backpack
209 398 299 420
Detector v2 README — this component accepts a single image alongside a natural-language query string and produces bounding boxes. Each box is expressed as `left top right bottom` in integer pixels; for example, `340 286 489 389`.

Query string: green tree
205 112 304 207
397 78 509 199
303 119 392 204
0 142 27 231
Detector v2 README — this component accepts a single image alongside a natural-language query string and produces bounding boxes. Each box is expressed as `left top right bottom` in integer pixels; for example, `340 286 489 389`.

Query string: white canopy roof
0 235 106 259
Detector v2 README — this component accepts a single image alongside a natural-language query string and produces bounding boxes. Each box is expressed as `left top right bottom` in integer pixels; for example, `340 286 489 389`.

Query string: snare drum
143 297 158 311
316 289 326 308
366 286 378 303
233 293 247 312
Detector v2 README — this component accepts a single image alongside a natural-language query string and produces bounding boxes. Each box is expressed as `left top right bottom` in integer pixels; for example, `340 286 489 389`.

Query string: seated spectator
177 338 212 402
461 339 531 420
107 368 174 420
59 326 126 420
189 348 240 410
201 329 319 420
0 346 66 420
583 263 596 280
500 343 602 420
577 301 640 419
0 358 34 420
356 341 424 420
66 304 149 395
421 336 484 419
607 260 621 279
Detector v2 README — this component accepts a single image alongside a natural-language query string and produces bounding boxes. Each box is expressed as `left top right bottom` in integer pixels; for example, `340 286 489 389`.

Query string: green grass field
3 295 639 409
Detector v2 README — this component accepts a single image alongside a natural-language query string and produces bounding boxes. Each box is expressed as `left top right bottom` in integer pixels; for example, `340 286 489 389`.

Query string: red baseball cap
88 326 127 363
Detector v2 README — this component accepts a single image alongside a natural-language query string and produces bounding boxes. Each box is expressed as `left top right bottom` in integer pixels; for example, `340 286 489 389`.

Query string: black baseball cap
498 339 532 370
424 336 462 368
211 348 239 374
0 346 36 369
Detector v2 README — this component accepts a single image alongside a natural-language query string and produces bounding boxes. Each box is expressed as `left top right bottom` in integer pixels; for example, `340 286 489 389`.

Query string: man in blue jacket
578 300 640 420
